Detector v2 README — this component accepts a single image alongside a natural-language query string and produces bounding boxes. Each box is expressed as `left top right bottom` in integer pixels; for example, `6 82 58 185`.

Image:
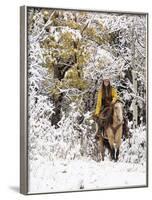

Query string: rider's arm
95 90 102 117
111 87 119 104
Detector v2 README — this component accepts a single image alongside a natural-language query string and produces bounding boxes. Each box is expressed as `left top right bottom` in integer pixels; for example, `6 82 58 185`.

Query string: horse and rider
93 76 129 161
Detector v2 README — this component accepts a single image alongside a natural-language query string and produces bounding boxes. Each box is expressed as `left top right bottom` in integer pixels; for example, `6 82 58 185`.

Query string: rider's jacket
95 86 119 117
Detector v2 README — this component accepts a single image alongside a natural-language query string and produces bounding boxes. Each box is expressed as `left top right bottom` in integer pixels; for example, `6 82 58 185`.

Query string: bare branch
33 10 56 42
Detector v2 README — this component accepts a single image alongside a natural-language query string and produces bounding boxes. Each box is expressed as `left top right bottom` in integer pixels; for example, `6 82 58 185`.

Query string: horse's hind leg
98 136 105 161
110 147 115 161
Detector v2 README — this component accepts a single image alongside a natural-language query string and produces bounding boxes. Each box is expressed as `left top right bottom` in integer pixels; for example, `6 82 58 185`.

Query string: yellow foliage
42 9 50 21
62 78 88 90
67 20 80 29
64 67 79 80
44 55 56 70
84 27 97 37
63 66 88 90
77 51 90 66
60 32 74 49
41 36 57 49
48 80 61 100
43 10 49 17
60 49 74 60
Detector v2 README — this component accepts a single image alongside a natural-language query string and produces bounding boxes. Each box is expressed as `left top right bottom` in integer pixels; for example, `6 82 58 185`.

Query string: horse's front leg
115 148 119 161
106 127 115 161
114 127 122 161
109 147 114 161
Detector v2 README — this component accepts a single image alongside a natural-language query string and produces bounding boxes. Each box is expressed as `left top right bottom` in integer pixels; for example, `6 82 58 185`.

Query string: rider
94 76 120 137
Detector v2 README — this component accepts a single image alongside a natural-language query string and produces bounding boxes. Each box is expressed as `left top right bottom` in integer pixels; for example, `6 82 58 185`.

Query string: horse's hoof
114 158 119 162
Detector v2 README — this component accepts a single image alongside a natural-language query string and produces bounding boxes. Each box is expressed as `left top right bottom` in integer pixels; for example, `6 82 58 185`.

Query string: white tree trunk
131 20 138 128
132 71 138 128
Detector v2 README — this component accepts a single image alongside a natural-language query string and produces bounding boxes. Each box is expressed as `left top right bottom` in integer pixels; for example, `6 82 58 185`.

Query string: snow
28 158 146 193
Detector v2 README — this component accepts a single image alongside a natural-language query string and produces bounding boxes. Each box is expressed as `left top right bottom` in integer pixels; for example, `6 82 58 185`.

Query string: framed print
20 6 148 195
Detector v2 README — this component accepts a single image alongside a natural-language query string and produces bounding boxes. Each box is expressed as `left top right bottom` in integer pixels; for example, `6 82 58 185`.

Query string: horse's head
112 101 123 124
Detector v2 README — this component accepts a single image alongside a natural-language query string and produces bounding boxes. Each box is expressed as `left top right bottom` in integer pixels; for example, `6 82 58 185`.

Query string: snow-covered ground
28 158 146 193
28 127 147 193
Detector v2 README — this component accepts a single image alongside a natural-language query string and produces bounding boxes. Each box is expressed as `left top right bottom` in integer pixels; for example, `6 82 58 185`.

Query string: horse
94 100 123 162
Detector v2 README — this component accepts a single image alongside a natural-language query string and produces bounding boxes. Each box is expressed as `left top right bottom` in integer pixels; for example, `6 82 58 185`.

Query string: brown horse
95 101 123 162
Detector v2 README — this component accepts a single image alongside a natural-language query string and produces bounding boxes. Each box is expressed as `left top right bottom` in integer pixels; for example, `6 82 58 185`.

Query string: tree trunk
131 21 138 129
132 71 138 128
51 65 63 127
